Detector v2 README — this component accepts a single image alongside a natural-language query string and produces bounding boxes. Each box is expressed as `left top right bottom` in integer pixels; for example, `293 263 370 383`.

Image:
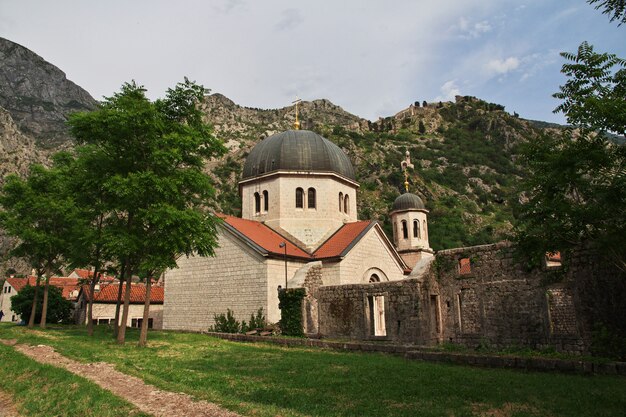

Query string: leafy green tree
588 0 626 25
10 284 72 324
0 161 77 328
515 40 626 271
68 79 225 346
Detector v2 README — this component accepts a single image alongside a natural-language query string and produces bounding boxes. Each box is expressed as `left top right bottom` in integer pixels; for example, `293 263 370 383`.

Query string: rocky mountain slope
0 37 97 149
204 94 546 250
0 36 557 265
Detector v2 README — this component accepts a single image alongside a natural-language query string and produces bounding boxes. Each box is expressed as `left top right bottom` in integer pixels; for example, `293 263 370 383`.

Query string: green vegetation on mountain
206 95 545 250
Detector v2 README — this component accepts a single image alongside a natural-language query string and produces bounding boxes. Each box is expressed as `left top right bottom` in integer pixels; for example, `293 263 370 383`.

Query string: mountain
205 94 547 250
0 37 557 261
0 37 97 149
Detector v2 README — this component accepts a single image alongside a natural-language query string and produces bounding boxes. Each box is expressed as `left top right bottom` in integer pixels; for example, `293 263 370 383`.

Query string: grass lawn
0 342 149 417
0 323 625 417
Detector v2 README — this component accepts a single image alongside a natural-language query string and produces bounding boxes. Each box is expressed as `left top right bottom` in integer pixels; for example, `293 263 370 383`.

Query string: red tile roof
5 276 81 300
70 269 93 279
81 283 164 304
313 221 374 259
220 214 311 259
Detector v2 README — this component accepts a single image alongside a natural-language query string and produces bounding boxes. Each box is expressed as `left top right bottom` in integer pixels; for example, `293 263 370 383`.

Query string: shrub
209 309 241 333
278 288 305 337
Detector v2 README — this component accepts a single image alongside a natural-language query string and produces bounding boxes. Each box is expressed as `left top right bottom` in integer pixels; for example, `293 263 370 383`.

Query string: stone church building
163 129 433 330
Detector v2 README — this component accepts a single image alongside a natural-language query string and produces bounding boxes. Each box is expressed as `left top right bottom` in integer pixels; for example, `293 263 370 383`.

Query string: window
263 190 269 212
308 188 316 209
344 194 349 214
459 258 471 275
369 274 380 283
545 251 562 268
423 220 427 236
295 188 304 208
402 220 408 239
413 220 419 238
393 223 397 243
254 192 261 214
339 192 343 212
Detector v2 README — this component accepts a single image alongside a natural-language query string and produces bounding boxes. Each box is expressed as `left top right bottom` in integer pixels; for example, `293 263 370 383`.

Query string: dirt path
0 389 20 417
1 340 242 417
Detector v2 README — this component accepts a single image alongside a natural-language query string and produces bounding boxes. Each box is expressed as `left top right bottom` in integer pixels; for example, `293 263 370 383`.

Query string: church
162 127 433 330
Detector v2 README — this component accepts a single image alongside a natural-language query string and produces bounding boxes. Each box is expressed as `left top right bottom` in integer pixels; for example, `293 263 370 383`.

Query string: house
0 276 81 323
163 129 433 331
76 282 164 329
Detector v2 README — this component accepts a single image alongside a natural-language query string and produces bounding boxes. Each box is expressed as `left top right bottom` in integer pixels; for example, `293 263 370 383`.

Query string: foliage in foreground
1 324 625 417
209 308 267 333
10 284 72 324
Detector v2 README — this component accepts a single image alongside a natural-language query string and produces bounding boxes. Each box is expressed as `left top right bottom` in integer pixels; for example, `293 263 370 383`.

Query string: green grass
0 342 149 417
1 324 625 417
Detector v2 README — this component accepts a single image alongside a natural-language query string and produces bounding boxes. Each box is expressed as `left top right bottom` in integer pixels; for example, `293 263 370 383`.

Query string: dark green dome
392 192 426 212
242 130 355 180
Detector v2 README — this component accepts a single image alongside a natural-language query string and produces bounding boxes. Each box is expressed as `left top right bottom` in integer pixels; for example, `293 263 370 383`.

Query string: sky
0 0 623 124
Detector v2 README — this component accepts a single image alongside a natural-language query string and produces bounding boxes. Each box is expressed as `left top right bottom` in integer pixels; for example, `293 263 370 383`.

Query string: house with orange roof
0 275 81 323
164 129 432 331
75 283 164 329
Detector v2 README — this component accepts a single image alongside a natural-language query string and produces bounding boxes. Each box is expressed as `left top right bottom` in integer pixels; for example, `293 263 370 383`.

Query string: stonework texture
305 241 626 355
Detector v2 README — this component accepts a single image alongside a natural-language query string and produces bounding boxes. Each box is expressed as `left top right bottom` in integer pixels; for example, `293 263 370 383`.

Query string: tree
10 284 72 324
68 79 225 345
0 161 77 328
515 33 626 271
588 0 626 25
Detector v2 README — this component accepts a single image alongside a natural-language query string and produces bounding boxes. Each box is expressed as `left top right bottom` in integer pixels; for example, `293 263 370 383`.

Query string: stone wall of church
337 227 406 284
307 241 626 354
163 230 268 332
241 173 358 249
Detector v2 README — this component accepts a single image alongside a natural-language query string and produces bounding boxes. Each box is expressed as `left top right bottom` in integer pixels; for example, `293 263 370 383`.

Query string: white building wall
392 210 430 251
337 227 406 284
265 258 308 323
87 303 163 329
241 173 358 249
163 230 268 332
0 282 18 322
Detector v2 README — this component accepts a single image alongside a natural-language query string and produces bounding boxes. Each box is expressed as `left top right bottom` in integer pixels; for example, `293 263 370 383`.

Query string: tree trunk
138 277 152 347
39 264 52 329
27 273 42 328
113 261 126 338
116 268 133 345
86 264 100 336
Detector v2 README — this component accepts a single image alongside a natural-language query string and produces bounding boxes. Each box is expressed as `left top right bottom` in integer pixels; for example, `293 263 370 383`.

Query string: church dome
242 130 355 180
392 192 426 212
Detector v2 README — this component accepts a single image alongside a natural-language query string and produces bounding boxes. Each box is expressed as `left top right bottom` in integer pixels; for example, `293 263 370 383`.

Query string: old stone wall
308 241 625 354
314 279 430 343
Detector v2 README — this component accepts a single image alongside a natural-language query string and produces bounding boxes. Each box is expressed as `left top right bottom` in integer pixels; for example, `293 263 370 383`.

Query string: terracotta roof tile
313 221 373 259
220 214 311 259
81 283 163 304
5 276 81 300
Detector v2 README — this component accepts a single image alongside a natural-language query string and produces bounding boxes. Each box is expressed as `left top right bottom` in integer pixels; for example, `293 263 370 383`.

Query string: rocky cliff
0 37 97 149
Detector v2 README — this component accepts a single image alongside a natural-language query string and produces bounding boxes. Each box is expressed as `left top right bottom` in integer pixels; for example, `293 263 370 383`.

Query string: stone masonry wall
309 241 625 354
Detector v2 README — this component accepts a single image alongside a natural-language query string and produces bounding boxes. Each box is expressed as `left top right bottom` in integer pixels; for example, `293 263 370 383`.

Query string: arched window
295 188 304 208
254 192 261 214
344 194 349 214
263 190 268 212
393 223 397 243
339 192 343 212
369 274 380 283
402 220 408 239
413 220 419 238
423 220 427 236
308 188 316 209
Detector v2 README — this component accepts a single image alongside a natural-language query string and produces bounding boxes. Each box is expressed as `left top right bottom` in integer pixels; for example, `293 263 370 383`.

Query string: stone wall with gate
303 241 626 354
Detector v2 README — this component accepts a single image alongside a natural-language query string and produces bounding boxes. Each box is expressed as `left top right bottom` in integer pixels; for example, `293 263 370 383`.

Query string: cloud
454 17 492 39
274 8 304 31
485 57 520 74
435 80 461 101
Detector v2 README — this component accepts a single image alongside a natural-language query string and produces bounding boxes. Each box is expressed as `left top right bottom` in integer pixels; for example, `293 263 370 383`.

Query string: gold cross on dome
292 97 302 130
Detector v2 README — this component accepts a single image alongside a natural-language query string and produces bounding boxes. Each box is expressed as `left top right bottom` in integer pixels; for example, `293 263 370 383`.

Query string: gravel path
2 340 242 417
